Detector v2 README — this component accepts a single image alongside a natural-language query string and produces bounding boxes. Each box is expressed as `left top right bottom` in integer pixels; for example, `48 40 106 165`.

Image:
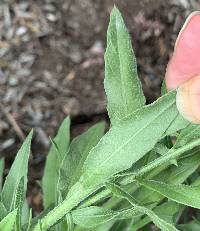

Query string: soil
0 0 200 213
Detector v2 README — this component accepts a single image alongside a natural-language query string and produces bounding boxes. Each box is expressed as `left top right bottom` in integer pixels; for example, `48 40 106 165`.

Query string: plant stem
136 138 200 177
32 185 93 231
82 138 200 209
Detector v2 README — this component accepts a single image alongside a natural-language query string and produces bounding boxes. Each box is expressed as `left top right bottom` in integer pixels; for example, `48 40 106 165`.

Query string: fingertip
165 11 200 91
176 75 200 124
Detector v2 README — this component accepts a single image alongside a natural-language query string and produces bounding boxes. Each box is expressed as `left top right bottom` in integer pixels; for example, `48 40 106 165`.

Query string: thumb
165 12 200 124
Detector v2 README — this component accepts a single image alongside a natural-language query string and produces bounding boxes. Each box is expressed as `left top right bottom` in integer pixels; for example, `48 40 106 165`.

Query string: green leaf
58 122 105 198
153 141 177 166
71 206 142 228
72 206 115 228
161 80 167 95
0 202 7 221
130 201 181 230
175 123 200 148
0 209 17 230
95 220 115 231
140 150 200 204
1 130 33 212
21 201 31 227
163 113 189 138
106 182 178 231
81 91 185 188
43 117 70 209
132 138 200 179
129 151 200 230
26 209 32 231
138 179 200 209
0 159 4 192
178 220 200 231
14 177 25 231
104 7 145 124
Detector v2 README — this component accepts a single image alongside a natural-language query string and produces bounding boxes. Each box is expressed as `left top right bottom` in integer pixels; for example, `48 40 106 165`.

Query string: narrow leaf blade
43 117 70 208
106 182 178 231
175 123 200 148
0 209 17 231
138 179 200 209
104 7 145 124
0 159 4 191
58 122 105 197
1 130 33 212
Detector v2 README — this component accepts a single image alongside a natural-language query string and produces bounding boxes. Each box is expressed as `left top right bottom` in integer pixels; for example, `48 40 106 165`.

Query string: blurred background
0 0 200 213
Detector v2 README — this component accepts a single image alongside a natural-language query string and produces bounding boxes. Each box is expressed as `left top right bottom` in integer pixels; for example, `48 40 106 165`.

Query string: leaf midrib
84 98 176 184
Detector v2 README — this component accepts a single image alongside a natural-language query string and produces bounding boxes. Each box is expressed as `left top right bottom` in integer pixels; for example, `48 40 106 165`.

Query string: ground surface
0 0 200 213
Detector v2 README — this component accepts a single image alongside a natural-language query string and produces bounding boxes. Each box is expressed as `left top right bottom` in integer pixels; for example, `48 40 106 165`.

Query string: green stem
81 138 200 209
32 185 93 231
135 138 200 177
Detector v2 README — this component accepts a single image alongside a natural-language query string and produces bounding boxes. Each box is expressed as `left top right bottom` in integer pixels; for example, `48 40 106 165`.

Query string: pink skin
165 12 200 90
165 12 200 123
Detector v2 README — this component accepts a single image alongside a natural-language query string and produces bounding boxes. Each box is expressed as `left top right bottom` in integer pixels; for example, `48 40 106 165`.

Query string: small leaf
0 159 4 191
43 117 70 209
58 122 105 198
130 149 200 226
104 7 145 124
26 209 32 231
138 179 200 209
130 201 181 230
161 80 167 95
71 206 142 228
106 182 178 231
72 206 115 228
0 209 17 230
178 220 200 231
1 130 33 212
163 113 189 137
81 91 185 188
175 123 200 148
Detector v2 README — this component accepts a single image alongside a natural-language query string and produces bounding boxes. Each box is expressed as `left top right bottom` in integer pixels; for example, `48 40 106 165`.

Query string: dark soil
0 0 200 213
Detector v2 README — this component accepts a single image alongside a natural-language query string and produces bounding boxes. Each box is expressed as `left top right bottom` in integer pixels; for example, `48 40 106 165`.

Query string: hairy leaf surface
106 182 178 231
81 91 181 188
104 7 145 124
138 179 200 209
